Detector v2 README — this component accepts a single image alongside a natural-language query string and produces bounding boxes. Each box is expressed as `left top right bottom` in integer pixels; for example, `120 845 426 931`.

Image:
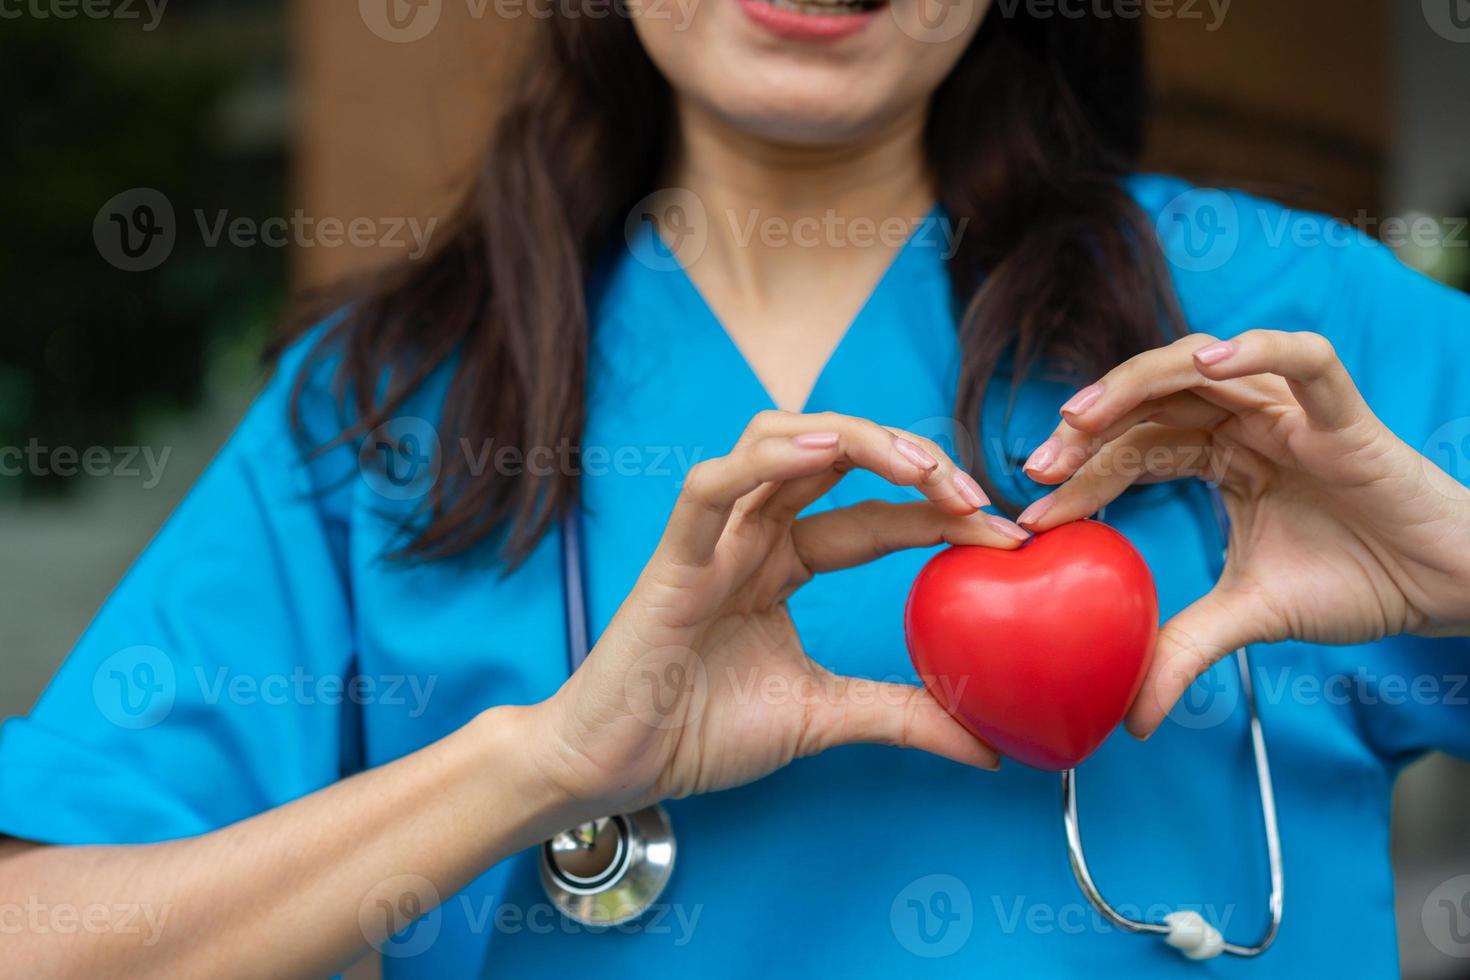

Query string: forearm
0 704 573 980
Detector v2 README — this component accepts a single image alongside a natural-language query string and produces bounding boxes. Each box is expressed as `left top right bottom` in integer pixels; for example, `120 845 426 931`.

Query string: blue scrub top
3 175 1469 977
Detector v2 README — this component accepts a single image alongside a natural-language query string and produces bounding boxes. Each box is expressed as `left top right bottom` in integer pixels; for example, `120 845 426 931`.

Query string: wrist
1414 468 1470 637
1440 561 1470 638
461 703 590 852
1453 509 1470 635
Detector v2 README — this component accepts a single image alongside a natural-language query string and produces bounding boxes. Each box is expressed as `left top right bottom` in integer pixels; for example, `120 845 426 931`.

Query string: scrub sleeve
0 337 361 845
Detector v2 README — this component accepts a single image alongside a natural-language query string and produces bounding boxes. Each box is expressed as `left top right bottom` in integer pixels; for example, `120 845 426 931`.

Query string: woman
3 1 1468 976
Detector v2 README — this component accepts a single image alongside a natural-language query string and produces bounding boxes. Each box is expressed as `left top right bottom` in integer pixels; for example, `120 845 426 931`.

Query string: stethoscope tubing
562 501 591 674
1061 487 1283 958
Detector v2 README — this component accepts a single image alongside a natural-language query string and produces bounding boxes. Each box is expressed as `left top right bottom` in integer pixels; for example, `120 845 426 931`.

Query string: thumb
1125 586 1270 739
804 674 1001 771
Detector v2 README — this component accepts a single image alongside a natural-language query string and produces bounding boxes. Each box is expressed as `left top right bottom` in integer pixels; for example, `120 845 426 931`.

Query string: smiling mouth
751 0 887 14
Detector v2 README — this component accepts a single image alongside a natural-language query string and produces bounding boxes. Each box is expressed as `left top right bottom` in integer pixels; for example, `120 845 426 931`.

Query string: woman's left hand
1017 330 1470 737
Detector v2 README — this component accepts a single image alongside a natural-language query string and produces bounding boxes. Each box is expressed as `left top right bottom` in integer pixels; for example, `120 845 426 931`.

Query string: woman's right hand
531 410 1032 821
0 412 1018 980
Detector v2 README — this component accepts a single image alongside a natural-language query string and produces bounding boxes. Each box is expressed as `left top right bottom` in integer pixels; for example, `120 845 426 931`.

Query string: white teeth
762 0 880 13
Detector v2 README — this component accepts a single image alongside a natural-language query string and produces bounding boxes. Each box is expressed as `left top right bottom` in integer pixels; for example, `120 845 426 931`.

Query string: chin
634 0 982 147
706 71 905 146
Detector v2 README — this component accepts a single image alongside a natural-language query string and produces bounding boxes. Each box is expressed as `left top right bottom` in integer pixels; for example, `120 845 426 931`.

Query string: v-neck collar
628 207 951 415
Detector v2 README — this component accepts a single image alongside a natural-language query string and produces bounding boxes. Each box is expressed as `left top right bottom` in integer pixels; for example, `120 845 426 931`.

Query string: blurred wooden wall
290 1 529 286
1142 0 1389 217
291 0 1389 284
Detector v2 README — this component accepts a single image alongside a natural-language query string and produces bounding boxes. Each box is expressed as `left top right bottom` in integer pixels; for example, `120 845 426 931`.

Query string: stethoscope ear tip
1163 910 1225 961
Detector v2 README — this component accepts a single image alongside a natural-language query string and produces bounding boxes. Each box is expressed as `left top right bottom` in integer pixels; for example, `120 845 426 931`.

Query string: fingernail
1017 495 1053 527
952 471 989 509
1194 340 1237 366
1023 437 1060 474
793 432 839 449
1061 384 1102 415
893 437 939 471
987 515 1030 541
984 758 1002 772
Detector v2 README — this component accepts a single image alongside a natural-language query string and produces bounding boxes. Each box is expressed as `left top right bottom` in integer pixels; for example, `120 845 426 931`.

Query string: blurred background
2 1 1468 976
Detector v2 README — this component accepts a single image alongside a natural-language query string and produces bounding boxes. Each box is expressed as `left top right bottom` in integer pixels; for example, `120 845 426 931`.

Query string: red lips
904 520 1158 770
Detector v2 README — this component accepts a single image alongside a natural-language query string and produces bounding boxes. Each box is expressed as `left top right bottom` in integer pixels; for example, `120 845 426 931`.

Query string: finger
877 423 991 516
662 432 846 565
758 470 844 520
758 414 987 520
729 479 784 519
802 675 1001 771
1055 333 1282 444
1189 329 1368 430
1124 586 1269 738
1054 333 1226 434
791 500 1030 574
1018 426 1217 530
1024 391 1229 485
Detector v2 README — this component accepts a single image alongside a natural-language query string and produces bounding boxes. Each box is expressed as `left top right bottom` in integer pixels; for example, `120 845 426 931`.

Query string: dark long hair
283 9 1181 565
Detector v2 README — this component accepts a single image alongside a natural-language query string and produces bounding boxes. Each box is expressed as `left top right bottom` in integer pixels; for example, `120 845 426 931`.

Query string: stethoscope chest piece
540 804 676 927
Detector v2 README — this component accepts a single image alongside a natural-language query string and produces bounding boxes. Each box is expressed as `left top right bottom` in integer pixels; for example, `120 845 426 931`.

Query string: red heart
904 520 1158 770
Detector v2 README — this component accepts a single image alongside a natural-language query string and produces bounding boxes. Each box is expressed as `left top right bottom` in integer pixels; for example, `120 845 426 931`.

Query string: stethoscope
540 483 1284 960
538 507 677 927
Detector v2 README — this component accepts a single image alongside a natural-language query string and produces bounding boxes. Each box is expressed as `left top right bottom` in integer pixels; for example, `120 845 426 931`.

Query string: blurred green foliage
0 8 287 497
